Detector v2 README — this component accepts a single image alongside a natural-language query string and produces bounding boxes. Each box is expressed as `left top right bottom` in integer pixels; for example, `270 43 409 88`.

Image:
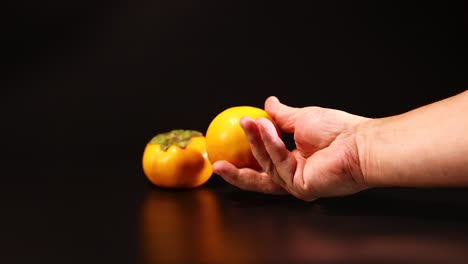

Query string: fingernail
270 96 280 103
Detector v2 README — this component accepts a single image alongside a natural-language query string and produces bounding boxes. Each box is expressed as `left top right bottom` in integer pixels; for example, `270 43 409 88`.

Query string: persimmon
142 129 212 188
205 106 281 170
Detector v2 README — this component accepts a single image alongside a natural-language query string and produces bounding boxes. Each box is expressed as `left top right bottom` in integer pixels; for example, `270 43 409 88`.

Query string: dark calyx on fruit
149 129 202 151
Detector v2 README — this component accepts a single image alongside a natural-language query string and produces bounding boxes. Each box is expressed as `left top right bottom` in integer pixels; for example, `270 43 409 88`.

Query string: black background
2 1 468 263
3 1 468 164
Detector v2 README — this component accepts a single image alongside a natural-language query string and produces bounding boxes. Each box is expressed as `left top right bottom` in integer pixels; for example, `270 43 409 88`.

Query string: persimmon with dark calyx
142 129 213 189
205 106 281 171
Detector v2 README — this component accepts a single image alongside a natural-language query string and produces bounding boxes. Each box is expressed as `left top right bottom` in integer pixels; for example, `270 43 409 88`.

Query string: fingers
212 161 287 195
255 117 298 187
211 116 291 196
240 116 298 192
264 96 299 133
240 117 287 189
239 117 272 168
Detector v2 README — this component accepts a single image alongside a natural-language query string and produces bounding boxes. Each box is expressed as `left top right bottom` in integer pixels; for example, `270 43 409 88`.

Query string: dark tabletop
4 159 468 264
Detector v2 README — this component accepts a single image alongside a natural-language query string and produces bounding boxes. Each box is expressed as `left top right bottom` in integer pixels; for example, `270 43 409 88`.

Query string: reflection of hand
213 96 370 201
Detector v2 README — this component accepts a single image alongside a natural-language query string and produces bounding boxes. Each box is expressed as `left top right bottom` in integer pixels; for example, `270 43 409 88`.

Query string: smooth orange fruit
205 106 280 170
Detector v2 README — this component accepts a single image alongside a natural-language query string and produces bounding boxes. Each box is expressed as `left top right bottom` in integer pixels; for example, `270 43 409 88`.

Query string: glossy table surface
4 160 468 264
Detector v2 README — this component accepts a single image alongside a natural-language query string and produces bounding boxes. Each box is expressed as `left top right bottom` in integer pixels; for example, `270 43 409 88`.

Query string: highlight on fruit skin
142 129 213 189
205 105 281 171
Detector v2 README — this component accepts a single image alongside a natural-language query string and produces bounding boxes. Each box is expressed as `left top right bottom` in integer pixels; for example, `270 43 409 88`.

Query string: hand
212 96 370 201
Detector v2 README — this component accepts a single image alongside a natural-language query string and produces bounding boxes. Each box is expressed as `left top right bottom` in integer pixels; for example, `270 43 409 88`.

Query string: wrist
354 118 384 188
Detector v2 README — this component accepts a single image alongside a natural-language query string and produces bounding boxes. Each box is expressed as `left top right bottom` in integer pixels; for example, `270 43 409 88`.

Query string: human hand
212 96 371 201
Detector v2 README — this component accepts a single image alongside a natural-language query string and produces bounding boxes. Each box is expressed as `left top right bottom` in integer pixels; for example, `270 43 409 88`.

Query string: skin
212 90 468 201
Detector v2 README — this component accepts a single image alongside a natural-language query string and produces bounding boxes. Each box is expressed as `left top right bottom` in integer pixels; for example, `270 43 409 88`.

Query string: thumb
264 96 299 133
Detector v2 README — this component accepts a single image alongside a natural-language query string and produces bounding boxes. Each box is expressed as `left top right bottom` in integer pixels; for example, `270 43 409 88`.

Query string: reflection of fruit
142 129 212 188
140 188 256 263
205 106 281 170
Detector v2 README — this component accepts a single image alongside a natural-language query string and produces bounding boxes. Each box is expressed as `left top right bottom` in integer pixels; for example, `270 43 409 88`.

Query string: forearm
357 90 468 188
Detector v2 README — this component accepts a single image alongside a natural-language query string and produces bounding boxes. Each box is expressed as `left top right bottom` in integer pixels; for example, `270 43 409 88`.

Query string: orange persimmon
142 129 212 188
205 106 281 171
